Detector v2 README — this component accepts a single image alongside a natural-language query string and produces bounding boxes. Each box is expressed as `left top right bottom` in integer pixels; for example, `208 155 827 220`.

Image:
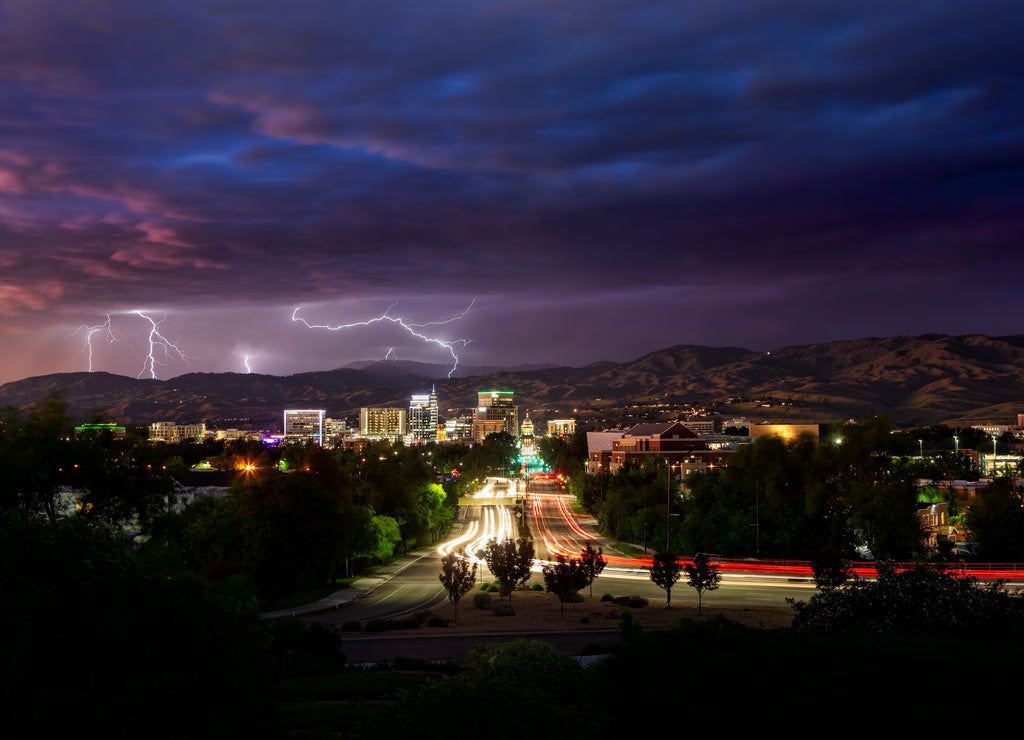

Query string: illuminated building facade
445 417 474 441
546 419 576 437
748 423 819 441
409 387 439 442
149 421 207 442
474 390 518 441
75 423 126 440
606 421 712 474
283 409 326 445
360 407 407 439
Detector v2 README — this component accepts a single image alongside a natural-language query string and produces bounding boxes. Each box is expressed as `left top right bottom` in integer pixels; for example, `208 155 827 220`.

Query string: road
309 477 813 632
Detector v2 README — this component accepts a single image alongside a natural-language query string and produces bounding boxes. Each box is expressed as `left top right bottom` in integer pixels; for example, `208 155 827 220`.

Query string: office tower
360 406 408 439
409 386 439 442
474 390 518 442
284 409 326 444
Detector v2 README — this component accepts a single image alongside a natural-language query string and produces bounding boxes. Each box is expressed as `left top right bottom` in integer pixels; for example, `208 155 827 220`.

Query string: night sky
1 1 1022 383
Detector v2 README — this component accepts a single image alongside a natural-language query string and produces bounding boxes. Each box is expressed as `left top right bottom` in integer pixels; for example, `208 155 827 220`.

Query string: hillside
2 334 1023 427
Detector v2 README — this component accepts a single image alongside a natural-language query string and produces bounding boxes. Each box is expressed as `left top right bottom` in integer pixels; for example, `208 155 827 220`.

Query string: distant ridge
2 334 1023 426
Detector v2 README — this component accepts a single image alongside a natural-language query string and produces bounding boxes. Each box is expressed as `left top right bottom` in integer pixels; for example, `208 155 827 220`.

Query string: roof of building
623 422 697 438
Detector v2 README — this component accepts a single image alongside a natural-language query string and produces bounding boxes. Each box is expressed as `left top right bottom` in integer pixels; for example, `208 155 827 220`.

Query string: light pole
918 439 923 458
666 462 675 550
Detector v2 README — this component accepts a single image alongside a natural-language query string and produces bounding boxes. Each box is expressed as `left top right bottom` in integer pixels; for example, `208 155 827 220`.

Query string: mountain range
2 333 1023 428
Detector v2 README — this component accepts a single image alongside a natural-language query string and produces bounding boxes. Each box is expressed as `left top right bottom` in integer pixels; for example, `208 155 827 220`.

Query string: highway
310 477 814 631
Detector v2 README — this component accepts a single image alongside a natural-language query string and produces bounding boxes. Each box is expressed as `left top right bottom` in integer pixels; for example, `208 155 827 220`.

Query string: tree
579 542 606 598
438 552 477 623
649 549 683 607
966 478 1024 561
684 553 721 614
482 537 534 603
542 554 589 616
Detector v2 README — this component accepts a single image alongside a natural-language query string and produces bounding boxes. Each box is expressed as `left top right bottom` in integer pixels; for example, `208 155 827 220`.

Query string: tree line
0 393 522 603
569 417 1024 567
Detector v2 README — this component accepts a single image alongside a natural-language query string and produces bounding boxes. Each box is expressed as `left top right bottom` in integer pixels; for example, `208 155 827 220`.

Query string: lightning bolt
243 354 252 373
132 310 190 380
291 299 475 378
385 347 396 360
68 314 118 372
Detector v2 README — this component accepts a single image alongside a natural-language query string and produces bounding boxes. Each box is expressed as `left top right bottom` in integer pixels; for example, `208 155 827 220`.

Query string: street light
666 461 675 550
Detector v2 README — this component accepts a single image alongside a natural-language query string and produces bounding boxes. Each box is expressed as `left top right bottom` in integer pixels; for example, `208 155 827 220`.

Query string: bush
629 596 648 608
364 617 420 633
531 582 546 591
485 582 501 593
389 617 420 631
618 607 643 642
268 617 346 677
413 610 432 624
427 616 448 628
494 600 515 617
790 562 1024 638
580 616 590 624
341 619 362 632
600 593 614 602
472 591 493 610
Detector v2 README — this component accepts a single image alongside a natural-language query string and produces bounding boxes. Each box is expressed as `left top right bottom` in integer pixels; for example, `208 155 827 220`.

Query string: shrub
341 619 362 632
790 562 1024 638
364 617 420 633
268 617 346 677
531 582 546 591
389 617 420 631
472 591 493 610
629 596 649 608
494 601 515 617
485 582 501 593
580 616 590 624
618 607 643 642
427 616 448 628
600 593 614 602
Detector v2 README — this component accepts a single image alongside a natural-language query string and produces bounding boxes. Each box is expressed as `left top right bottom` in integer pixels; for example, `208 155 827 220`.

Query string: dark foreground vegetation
9 506 1023 738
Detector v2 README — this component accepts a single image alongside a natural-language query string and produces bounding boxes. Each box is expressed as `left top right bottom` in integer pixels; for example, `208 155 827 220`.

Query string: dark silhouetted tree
649 549 683 607
542 554 589 616
483 537 534 603
684 553 721 614
438 552 477 623
579 542 606 598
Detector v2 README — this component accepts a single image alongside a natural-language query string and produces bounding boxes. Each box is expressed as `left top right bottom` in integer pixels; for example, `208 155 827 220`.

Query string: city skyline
1 1 1022 384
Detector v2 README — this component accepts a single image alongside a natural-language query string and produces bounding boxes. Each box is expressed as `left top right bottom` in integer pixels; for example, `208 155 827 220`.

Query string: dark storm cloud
0 0 1021 379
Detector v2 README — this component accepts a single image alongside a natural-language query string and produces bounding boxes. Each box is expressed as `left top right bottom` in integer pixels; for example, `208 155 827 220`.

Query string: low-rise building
609 422 710 473
547 419 576 437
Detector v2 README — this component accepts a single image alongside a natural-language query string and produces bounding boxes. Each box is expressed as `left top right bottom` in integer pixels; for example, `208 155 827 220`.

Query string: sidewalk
260 508 472 620
259 546 437 620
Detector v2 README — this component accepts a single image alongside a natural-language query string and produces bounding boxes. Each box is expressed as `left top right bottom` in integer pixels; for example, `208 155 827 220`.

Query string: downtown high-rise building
360 406 408 439
283 409 325 445
474 390 518 442
409 386 439 442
